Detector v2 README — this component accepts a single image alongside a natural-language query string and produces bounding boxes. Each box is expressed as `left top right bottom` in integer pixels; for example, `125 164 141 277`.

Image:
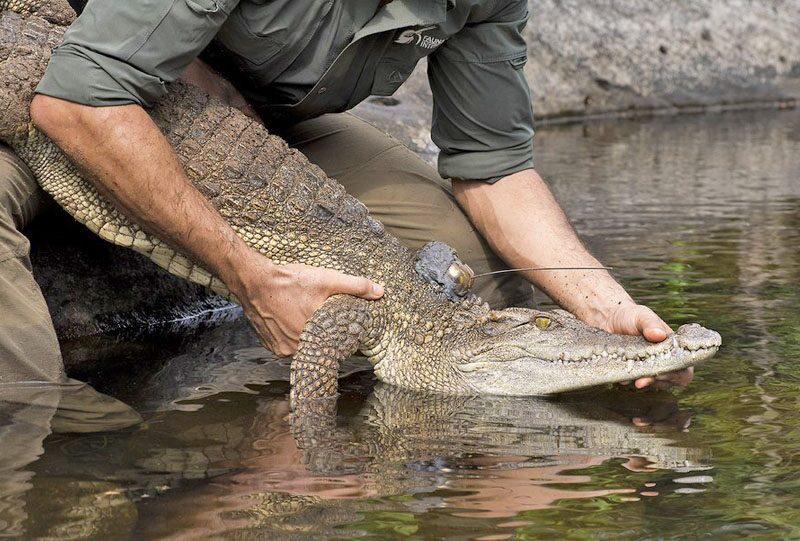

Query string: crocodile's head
451 307 720 395
407 242 721 396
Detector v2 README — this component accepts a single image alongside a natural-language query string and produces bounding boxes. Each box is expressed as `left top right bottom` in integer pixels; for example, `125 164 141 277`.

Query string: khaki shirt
36 0 534 182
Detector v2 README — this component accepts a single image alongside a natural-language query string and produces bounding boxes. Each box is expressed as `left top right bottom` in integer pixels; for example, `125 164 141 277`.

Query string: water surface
2 108 800 539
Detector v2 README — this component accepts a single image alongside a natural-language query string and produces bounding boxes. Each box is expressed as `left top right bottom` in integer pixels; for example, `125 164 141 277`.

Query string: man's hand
599 302 694 391
226 249 384 357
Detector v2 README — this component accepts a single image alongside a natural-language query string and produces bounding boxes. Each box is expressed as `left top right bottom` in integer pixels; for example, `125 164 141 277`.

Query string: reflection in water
0 381 140 538
4 108 800 538
35 380 705 539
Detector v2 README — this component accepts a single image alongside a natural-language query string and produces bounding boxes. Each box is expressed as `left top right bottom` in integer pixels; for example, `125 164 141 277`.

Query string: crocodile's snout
453 310 722 396
675 323 722 352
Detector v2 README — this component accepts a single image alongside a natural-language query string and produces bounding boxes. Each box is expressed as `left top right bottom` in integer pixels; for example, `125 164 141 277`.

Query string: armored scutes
0 1 720 403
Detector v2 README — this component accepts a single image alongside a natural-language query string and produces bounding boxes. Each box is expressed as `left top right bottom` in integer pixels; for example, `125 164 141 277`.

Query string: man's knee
0 145 45 257
0 146 63 383
0 259 64 383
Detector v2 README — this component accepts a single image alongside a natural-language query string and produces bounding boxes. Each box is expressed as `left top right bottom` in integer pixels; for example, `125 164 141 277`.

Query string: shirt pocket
370 26 448 96
215 6 285 66
185 0 239 15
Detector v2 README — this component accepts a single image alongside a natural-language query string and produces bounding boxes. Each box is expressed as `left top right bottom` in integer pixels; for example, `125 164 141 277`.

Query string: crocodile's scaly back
0 0 72 24
0 2 721 409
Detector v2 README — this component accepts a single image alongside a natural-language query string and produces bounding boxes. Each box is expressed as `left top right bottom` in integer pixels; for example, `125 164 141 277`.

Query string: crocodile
0 0 721 402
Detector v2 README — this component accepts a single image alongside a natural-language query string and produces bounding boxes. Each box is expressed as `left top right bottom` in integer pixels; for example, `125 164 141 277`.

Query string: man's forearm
453 168 635 326
29 95 258 293
29 63 383 357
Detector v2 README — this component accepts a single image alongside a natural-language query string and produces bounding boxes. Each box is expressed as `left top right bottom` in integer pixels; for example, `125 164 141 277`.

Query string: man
1 0 689 389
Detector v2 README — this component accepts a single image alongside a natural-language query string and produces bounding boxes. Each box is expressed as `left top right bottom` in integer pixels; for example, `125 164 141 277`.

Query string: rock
27 208 238 364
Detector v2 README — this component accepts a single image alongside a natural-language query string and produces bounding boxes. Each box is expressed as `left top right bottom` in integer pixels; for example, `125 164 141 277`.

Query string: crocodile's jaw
453 319 722 396
457 337 719 395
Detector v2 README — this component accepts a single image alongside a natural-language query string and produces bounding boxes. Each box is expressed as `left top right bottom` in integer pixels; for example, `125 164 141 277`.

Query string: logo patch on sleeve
394 25 445 50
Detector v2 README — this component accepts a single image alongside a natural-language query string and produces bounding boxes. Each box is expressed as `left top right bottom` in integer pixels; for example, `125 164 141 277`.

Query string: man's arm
453 169 692 390
29 96 383 357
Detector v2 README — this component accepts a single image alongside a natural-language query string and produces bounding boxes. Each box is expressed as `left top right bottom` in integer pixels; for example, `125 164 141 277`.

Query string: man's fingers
642 326 668 343
326 271 384 300
258 332 295 358
270 327 299 357
635 307 671 343
273 345 296 358
656 366 694 386
237 264 381 361
634 367 694 390
610 304 688 391
261 331 296 357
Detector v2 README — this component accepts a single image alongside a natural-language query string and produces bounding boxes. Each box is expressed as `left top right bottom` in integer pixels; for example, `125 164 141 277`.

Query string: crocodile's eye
534 316 551 330
447 261 475 297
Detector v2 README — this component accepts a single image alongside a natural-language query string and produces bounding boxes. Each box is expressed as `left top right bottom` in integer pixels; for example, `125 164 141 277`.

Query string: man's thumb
330 273 384 299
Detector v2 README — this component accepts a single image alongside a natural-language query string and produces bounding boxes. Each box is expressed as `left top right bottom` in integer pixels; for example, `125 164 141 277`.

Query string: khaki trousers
0 145 63 384
0 114 531 383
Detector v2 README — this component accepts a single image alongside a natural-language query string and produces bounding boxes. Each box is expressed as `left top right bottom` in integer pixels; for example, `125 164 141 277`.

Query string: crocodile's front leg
290 295 376 405
289 295 379 470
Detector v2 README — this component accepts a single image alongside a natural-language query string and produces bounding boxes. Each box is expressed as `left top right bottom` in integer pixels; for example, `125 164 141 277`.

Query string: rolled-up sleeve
36 0 240 107
428 0 534 182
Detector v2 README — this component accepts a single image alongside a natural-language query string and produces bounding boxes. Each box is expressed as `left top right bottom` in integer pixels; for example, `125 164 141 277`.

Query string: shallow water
3 108 800 539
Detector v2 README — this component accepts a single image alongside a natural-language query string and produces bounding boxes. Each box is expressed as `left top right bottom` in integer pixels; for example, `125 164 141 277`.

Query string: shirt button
317 87 328 95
